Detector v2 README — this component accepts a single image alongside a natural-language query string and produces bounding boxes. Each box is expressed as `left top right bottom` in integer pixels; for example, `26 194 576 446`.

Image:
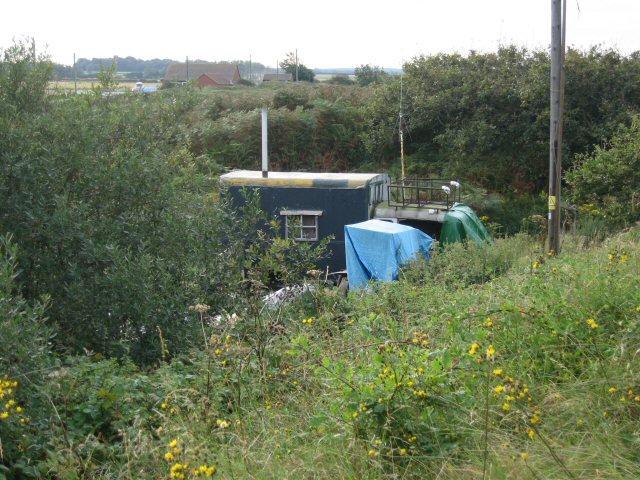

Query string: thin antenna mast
399 74 406 180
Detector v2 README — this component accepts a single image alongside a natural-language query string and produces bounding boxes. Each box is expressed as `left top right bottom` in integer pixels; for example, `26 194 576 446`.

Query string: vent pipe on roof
261 107 268 178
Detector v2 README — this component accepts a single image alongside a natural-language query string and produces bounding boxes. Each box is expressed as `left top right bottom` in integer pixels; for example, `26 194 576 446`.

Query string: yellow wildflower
493 369 503 376
586 318 599 329
486 345 496 358
216 419 230 429
468 343 480 355
494 385 505 394
205 466 216 476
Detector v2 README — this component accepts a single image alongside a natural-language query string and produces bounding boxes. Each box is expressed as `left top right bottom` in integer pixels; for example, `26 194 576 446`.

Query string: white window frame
280 210 323 241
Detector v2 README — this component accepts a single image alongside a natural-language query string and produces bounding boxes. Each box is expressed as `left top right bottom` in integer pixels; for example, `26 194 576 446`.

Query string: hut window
280 210 322 241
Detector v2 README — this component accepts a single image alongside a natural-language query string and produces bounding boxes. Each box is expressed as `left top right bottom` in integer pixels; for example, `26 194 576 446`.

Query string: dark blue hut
220 170 390 273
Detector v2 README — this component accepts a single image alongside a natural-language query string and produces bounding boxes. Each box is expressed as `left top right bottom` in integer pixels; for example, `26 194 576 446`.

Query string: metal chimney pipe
261 107 268 178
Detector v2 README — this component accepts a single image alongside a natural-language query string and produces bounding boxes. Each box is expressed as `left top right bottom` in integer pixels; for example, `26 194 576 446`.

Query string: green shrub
566 116 640 231
0 235 53 475
403 234 535 288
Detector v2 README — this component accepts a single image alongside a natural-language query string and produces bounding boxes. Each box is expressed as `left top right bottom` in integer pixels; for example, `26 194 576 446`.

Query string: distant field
49 77 351 92
315 73 356 82
49 80 161 93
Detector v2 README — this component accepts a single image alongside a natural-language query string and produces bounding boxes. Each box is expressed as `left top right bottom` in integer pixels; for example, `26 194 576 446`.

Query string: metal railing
387 178 462 209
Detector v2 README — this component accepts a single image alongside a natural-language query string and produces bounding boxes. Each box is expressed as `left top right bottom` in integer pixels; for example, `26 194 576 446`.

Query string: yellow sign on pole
548 195 557 210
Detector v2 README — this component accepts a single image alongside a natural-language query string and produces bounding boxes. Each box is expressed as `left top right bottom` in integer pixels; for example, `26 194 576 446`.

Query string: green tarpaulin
440 204 492 245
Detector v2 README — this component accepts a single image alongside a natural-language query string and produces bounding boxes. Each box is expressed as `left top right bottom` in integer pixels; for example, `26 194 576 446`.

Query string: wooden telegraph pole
548 0 566 254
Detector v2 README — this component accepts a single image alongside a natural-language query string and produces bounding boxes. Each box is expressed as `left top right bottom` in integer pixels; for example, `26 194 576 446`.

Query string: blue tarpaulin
345 220 433 290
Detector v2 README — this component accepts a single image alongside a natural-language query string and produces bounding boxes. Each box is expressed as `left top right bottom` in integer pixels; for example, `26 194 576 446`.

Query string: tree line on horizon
53 56 274 81
51 54 402 82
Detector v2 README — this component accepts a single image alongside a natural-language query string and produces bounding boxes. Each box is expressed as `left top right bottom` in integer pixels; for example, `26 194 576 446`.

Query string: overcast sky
1 1 638 68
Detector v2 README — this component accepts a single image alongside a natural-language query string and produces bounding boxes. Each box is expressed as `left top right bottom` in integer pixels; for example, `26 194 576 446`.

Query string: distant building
263 73 293 83
195 73 234 88
164 63 241 87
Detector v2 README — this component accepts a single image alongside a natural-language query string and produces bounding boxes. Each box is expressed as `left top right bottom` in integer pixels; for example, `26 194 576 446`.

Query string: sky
1 1 638 68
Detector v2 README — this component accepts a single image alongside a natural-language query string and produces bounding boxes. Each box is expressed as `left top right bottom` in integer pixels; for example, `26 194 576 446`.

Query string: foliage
0 42 278 364
0 235 53 474
272 87 310 110
5 35 640 479
0 235 52 378
0 38 53 116
93 59 119 95
326 75 355 86
364 46 640 193
54 56 272 82
0 227 639 478
190 92 367 172
280 52 315 82
354 64 389 86
566 116 640 230
403 234 535 288
0 223 640 479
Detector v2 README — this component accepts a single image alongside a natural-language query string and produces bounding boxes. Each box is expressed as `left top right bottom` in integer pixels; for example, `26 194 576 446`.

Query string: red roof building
164 63 241 87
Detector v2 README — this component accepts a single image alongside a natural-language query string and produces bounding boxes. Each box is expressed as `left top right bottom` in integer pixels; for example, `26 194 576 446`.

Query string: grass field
49 79 161 93
8 229 637 479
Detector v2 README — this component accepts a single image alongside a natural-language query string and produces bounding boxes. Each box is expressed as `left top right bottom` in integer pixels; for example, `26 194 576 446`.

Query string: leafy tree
565 116 640 228
354 64 388 86
280 52 315 82
93 59 119 95
0 38 53 115
327 74 355 85
363 46 640 193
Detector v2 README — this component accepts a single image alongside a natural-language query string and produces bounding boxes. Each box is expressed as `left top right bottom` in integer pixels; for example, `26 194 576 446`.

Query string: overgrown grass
2 229 639 478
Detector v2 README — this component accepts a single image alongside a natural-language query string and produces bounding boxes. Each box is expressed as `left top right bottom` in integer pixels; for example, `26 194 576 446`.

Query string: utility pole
186 56 189 82
295 49 299 82
249 54 252 81
399 74 406 180
548 0 566 255
73 53 78 95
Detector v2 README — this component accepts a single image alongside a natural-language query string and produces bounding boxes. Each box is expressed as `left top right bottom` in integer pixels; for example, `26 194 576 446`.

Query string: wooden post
548 0 565 254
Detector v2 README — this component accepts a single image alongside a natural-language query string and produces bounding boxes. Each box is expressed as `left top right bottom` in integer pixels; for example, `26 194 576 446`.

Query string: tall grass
2 228 639 478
